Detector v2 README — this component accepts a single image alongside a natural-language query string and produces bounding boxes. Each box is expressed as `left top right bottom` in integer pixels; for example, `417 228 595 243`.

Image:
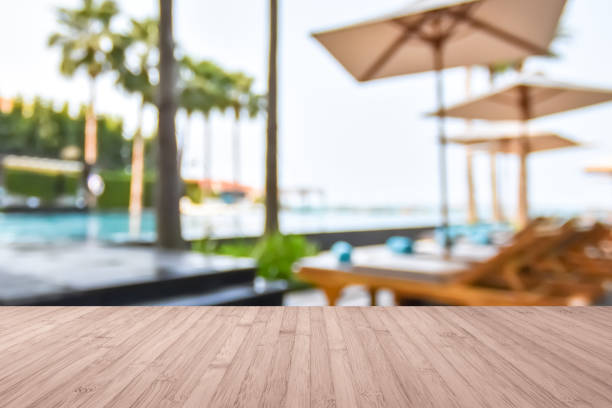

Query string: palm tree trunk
176 115 187 177
84 78 98 166
129 100 146 237
156 0 183 249
203 114 212 183
83 77 98 208
264 0 279 236
264 0 279 235
232 117 241 185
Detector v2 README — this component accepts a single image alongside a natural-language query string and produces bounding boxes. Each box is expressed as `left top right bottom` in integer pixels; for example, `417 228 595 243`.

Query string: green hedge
3 168 155 209
97 170 155 209
3 168 79 203
184 181 221 204
185 181 203 204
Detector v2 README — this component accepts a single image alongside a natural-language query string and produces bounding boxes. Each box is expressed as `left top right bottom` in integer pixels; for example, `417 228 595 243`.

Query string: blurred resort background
1 0 612 306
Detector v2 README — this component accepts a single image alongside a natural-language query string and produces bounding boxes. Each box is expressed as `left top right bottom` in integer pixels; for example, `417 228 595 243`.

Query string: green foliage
0 98 131 170
180 57 233 117
96 170 155 209
252 234 318 280
179 57 265 120
48 0 122 80
114 18 159 107
193 234 318 281
184 181 221 203
3 167 156 208
184 181 204 203
3 168 79 203
215 240 256 258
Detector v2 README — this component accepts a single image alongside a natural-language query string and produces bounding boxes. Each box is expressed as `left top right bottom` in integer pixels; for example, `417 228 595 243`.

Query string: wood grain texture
0 306 610 407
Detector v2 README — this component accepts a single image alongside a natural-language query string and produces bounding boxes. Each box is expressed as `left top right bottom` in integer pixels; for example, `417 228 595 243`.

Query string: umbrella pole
466 148 477 224
465 68 478 225
434 43 451 251
490 151 503 222
518 87 531 229
518 128 528 228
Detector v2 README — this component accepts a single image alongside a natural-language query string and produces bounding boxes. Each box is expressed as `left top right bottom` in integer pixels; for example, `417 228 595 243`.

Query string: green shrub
252 234 318 280
184 182 221 204
3 168 79 203
97 170 155 209
3 167 156 209
193 234 318 281
185 181 204 204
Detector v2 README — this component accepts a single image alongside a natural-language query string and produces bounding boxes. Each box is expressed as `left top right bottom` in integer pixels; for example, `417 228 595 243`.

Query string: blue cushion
386 236 414 254
331 241 352 263
435 228 454 247
469 230 492 245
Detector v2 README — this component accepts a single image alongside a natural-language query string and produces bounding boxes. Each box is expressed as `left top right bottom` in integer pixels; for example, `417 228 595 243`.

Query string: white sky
1 0 612 215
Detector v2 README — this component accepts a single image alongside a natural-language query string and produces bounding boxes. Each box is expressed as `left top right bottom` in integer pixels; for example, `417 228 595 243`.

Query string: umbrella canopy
313 0 566 82
431 76 612 227
448 131 579 154
586 162 612 174
433 77 612 121
450 131 578 225
312 0 566 248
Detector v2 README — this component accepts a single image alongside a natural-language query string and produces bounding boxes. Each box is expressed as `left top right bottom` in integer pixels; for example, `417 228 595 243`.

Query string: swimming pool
0 208 443 244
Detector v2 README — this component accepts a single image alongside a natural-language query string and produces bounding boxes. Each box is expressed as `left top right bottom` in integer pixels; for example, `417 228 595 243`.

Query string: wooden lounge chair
456 219 606 301
297 219 607 306
552 223 612 282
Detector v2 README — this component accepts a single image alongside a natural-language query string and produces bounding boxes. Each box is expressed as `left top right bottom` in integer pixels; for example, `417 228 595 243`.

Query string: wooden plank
0 307 143 396
451 307 612 407
230 307 284 407
323 308 360 408
387 308 487 407
258 308 297 407
414 307 563 407
309 307 336 408
185 307 268 408
3 307 167 407
284 308 311 408
344 308 410 407
360 307 446 408
0 307 610 407
156 307 255 407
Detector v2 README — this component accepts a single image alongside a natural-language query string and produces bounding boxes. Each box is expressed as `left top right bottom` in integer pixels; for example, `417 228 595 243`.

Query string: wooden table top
1 306 610 407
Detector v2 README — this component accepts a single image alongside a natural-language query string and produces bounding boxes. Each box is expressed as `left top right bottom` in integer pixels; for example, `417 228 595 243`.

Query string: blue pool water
0 209 444 244
0 212 157 243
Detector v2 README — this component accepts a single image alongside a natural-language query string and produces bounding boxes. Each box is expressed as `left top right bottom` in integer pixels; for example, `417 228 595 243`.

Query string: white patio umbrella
313 0 566 247
431 77 612 227
448 131 578 154
449 131 579 223
586 163 612 175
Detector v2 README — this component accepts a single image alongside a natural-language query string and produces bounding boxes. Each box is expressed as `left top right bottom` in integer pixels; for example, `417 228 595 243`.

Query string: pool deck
0 244 286 306
0 306 610 407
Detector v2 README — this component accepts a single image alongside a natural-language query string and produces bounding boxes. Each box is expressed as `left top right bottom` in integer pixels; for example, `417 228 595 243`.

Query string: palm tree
180 58 231 191
264 0 279 235
114 18 158 235
227 72 263 186
48 0 121 205
157 0 183 249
